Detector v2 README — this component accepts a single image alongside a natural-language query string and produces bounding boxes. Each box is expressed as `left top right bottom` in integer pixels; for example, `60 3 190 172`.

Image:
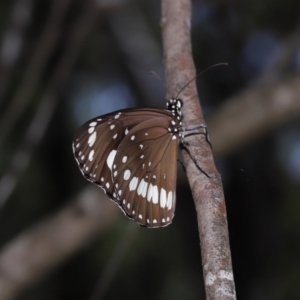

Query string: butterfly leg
177 158 186 173
183 125 212 149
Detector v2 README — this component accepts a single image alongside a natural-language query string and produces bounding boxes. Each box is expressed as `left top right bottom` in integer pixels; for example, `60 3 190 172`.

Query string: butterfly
72 97 208 228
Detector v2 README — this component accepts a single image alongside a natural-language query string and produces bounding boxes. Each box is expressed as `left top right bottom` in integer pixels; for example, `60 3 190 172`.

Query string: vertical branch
161 1 236 299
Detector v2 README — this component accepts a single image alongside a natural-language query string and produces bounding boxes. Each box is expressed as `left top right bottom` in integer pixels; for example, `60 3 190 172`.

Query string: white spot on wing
122 156 127 163
88 127 94 134
124 169 131 180
89 122 97 126
88 131 97 147
113 171 118 177
160 188 167 208
137 179 147 196
113 133 118 139
114 113 121 119
127 203 130 209
106 182 110 189
110 124 115 130
88 150 94 161
106 150 117 170
167 191 173 210
129 177 139 191
138 214 142 219
153 219 157 224
142 181 148 197
152 185 158 204
147 183 153 201
125 128 129 135
131 135 135 141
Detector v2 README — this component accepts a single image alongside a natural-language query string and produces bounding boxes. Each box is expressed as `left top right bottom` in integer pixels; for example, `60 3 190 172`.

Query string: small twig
161 1 236 299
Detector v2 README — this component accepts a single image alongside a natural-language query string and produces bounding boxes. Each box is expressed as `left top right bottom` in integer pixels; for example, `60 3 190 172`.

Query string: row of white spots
127 176 173 209
146 219 157 224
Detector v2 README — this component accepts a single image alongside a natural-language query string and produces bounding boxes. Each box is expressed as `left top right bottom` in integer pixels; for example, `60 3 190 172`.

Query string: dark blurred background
1 0 300 299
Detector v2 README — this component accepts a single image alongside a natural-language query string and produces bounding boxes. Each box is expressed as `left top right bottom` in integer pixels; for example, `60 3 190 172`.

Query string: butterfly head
166 98 183 120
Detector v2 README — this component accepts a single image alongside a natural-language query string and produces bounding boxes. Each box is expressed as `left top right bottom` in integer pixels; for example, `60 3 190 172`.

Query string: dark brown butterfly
72 98 207 228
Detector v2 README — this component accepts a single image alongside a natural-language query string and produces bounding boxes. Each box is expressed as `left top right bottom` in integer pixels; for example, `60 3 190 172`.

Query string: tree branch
161 1 236 299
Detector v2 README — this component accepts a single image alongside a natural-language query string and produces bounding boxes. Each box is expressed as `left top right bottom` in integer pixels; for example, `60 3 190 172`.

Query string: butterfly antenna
149 71 172 96
175 62 228 98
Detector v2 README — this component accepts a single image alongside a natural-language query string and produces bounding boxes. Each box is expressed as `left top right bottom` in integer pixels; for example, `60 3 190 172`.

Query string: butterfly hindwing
112 117 180 227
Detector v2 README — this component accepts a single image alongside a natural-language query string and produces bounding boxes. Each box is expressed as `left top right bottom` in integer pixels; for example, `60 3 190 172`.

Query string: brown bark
161 1 236 299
